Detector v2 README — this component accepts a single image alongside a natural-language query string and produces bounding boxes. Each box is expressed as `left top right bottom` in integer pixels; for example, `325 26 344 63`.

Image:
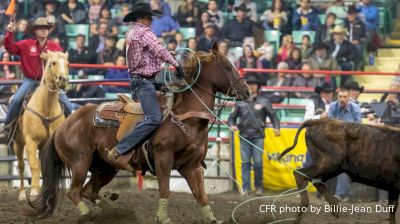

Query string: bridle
41 59 68 94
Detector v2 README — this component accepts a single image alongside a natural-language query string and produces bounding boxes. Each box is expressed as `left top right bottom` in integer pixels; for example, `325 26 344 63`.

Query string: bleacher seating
292 31 316 46
264 30 281 54
65 24 90 49
178 27 196 40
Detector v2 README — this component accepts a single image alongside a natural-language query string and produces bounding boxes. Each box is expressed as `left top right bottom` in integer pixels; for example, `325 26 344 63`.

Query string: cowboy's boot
107 147 135 172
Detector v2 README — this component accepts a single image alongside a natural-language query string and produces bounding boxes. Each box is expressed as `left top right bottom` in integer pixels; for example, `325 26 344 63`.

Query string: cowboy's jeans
240 138 264 191
116 76 162 154
5 78 73 125
335 173 352 198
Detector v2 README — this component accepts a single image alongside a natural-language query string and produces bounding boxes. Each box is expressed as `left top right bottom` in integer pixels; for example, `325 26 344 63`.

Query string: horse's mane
185 51 217 76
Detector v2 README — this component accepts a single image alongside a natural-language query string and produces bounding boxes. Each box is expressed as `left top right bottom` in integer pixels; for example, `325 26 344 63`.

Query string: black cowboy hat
344 81 364 92
315 82 335 93
245 75 259 85
315 42 329 51
123 3 163 23
234 3 251 12
348 5 358 15
42 0 59 6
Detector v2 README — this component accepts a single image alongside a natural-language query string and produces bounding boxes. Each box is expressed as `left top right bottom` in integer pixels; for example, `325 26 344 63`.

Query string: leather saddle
93 94 146 141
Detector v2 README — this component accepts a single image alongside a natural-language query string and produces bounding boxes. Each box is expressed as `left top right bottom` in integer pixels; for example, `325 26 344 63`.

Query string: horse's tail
25 131 65 218
278 119 322 160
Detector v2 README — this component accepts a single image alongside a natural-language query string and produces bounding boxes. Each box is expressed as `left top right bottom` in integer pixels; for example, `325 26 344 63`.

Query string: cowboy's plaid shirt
126 22 178 77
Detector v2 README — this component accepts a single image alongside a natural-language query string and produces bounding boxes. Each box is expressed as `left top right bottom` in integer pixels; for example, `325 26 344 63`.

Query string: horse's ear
211 41 219 53
64 52 69 59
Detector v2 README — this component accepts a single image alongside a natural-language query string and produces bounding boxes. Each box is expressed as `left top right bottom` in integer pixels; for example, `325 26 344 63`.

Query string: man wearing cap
107 3 185 168
197 23 219 51
222 3 255 47
344 6 367 68
228 75 280 196
308 42 339 88
0 17 73 139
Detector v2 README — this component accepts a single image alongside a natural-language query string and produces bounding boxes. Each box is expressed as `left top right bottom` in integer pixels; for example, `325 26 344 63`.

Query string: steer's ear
211 41 219 54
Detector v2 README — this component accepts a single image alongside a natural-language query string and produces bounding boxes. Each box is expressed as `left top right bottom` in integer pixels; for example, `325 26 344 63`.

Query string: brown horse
27 49 250 223
14 51 69 201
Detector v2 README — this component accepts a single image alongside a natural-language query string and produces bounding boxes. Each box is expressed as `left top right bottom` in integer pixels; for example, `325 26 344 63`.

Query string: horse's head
42 51 70 91
196 44 250 101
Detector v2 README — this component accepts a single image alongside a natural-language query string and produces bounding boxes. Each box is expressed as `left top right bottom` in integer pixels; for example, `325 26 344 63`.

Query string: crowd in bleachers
0 0 386 100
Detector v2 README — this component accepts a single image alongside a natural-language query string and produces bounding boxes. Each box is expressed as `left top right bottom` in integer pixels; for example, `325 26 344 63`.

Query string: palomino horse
27 49 250 223
14 51 69 201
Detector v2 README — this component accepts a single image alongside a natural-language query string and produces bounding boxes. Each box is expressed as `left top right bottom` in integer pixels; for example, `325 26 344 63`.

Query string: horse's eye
52 62 56 66
225 66 232 71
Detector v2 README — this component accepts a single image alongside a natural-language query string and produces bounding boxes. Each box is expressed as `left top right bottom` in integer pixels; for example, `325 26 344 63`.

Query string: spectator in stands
286 47 302 71
196 11 210 37
293 63 319 98
267 61 292 102
89 0 104 24
104 55 130 93
228 75 280 196
0 52 17 96
150 0 172 17
325 0 347 25
60 0 87 24
68 76 106 103
68 34 93 75
91 6 118 36
260 0 288 32
277 34 295 62
15 19 29 41
198 23 219 51
217 40 236 63
167 39 178 51
233 0 257 22
254 40 273 85
329 88 361 202
117 4 132 25
344 6 367 68
207 0 224 29
174 33 186 50
0 52 16 80
98 35 121 64
301 34 313 62
344 81 364 104
304 82 334 121
357 0 379 35
317 12 336 43
151 0 179 40
176 0 199 27
89 21 109 58
235 45 265 82
187 37 198 51
328 25 357 85
222 4 255 47
308 42 339 88
292 0 320 31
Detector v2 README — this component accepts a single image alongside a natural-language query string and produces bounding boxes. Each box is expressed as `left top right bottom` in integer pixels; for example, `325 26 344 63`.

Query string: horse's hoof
154 216 173 224
77 213 93 223
30 188 39 201
18 190 26 201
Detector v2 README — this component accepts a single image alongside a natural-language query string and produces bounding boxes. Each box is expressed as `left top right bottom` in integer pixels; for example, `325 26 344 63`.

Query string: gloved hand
175 66 185 79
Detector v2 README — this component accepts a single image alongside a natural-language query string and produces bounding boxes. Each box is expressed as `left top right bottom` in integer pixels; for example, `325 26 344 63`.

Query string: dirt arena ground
0 186 397 224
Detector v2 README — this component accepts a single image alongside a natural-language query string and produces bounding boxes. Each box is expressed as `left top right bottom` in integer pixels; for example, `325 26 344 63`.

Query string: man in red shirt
107 3 184 169
0 17 73 140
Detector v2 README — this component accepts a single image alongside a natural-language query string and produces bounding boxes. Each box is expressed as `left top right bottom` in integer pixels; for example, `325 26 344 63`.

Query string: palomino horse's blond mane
13 51 69 202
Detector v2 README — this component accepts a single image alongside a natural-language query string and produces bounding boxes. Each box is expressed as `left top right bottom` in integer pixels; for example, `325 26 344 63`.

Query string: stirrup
141 141 155 175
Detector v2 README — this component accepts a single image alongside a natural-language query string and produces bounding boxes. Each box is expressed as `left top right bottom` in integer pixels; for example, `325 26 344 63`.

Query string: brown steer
279 119 400 224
